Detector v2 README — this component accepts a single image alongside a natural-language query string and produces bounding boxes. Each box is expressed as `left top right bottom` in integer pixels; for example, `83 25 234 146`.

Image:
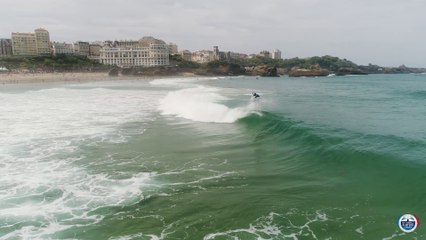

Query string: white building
74 41 90 56
52 42 75 55
110 40 139 48
191 50 215 63
179 50 192 61
168 43 178 55
272 49 282 59
99 40 169 67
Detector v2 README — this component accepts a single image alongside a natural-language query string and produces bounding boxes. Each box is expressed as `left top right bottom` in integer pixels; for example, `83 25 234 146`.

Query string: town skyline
1 0 425 67
2 26 286 69
1 27 283 61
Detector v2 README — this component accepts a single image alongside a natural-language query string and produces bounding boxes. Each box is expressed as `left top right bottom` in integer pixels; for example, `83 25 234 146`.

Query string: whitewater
1 74 425 239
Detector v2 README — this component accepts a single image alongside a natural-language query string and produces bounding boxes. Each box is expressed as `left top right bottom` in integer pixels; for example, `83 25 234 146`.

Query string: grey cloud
0 0 425 66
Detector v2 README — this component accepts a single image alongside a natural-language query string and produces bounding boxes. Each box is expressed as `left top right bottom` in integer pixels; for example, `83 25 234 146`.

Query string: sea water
0 74 425 239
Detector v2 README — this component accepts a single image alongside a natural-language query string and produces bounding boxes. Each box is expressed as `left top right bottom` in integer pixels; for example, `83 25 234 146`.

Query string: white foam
158 86 257 123
382 232 406 240
203 210 330 240
164 171 236 186
0 156 155 239
203 212 283 240
150 77 216 86
0 86 161 239
0 87 159 149
355 226 364 235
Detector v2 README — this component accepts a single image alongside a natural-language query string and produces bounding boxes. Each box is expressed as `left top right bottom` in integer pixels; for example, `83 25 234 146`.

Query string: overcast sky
0 0 425 67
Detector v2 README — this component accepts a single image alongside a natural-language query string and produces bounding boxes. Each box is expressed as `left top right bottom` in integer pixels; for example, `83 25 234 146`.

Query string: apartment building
213 46 220 60
111 40 139 48
0 39 13 56
74 41 90 56
89 44 101 59
52 42 75 55
179 50 192 61
11 32 37 56
191 50 215 63
168 43 178 55
34 28 51 55
272 49 282 59
258 50 271 58
228 52 248 59
11 28 51 56
99 37 169 67
138 36 165 47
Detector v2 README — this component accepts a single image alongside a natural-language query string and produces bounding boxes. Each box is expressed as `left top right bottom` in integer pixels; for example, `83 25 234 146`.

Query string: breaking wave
158 86 259 123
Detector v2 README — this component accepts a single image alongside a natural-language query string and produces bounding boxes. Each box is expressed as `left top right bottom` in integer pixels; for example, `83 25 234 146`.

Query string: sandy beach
0 72 174 85
0 72 138 85
0 72 199 85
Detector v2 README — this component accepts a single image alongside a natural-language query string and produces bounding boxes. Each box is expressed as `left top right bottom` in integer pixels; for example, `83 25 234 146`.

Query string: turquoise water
0 74 425 239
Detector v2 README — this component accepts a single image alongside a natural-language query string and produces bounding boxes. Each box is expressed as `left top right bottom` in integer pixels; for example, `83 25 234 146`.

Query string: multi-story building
179 50 192 61
272 49 282 59
74 41 90 56
258 50 271 58
11 32 37 56
138 36 165 47
219 52 228 61
34 28 51 55
111 40 139 48
11 28 51 56
213 46 220 60
0 39 13 56
89 44 101 60
168 43 178 55
191 50 215 63
99 37 169 67
228 52 248 59
52 42 75 56
103 40 114 47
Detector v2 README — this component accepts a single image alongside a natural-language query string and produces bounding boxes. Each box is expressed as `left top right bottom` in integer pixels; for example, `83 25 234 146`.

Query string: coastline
0 72 197 85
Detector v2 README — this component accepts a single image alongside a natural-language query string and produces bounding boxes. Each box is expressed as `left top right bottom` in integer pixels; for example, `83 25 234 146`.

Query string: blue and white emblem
398 214 419 233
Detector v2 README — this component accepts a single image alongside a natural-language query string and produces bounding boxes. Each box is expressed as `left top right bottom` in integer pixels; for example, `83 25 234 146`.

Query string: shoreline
0 72 198 85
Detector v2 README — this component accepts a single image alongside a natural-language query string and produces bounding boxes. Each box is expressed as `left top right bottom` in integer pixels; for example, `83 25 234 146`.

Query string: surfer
252 92 260 98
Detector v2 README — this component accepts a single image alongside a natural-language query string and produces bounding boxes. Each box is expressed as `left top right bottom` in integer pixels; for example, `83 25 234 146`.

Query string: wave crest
159 87 258 123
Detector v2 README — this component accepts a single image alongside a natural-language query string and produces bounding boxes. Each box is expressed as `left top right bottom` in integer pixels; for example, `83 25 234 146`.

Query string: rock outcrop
288 66 330 77
203 62 246 76
246 65 279 77
335 67 367 76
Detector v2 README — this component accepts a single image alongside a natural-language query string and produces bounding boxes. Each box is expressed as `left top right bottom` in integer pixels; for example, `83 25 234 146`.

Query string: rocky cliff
246 65 279 77
288 65 330 77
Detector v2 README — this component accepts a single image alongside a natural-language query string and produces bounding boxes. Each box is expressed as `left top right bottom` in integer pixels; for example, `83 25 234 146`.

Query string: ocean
0 74 425 239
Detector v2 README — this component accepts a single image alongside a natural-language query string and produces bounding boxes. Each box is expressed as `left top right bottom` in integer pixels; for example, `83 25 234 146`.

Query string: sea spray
158 86 258 123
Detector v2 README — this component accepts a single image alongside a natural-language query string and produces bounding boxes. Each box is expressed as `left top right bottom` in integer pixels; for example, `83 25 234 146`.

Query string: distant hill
1 54 424 77
232 55 426 77
0 55 109 72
